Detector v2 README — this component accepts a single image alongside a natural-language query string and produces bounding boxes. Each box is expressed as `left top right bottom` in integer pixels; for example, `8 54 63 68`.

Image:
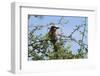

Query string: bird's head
50 26 59 32
50 25 59 31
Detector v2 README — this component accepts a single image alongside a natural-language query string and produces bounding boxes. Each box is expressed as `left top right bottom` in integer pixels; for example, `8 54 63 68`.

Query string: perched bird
48 24 60 53
48 25 59 45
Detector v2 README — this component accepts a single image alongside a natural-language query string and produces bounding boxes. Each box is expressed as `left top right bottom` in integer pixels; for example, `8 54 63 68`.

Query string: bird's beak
56 27 59 29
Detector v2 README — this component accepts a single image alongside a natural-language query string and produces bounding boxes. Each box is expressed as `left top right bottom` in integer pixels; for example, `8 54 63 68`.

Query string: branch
58 16 64 24
69 25 83 37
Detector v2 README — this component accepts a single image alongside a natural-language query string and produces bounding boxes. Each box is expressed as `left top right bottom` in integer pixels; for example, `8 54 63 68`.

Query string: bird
48 24 59 53
48 25 59 45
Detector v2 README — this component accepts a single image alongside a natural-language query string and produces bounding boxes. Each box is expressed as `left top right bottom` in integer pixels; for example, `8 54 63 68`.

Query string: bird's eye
54 28 56 30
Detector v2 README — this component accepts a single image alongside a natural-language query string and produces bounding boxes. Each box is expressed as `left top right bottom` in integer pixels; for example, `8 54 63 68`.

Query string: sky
28 15 88 54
